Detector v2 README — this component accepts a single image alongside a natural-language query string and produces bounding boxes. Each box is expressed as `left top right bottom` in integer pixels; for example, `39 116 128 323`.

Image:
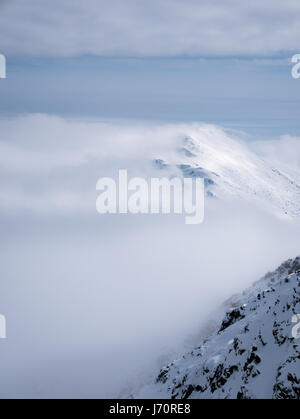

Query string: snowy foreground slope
153 126 300 218
135 257 300 399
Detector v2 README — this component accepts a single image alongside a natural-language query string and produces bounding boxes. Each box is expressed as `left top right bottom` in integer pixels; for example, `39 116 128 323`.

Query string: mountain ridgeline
152 128 300 219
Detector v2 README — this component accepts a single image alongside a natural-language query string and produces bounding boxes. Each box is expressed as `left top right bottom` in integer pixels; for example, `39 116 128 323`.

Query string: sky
1 0 300 57
0 1 300 398
0 0 300 136
1 56 299 137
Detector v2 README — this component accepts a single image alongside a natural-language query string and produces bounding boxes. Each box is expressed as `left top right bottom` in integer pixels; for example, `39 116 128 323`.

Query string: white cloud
0 113 300 397
1 0 300 57
0 114 186 213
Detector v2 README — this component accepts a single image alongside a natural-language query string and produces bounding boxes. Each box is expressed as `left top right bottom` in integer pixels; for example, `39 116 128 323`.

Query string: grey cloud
0 0 300 57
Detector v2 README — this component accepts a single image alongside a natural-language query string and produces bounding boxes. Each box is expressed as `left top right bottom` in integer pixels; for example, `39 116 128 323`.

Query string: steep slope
135 257 300 399
152 125 300 218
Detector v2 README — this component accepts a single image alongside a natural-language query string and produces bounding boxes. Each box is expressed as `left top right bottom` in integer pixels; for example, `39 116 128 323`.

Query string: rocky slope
135 257 300 399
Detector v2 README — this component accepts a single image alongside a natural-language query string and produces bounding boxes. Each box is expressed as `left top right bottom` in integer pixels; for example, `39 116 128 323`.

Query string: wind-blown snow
153 125 300 219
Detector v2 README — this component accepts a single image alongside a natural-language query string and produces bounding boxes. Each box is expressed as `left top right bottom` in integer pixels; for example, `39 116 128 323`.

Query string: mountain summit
153 125 300 218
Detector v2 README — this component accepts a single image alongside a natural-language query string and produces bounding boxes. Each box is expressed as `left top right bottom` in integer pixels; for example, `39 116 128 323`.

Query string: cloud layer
1 0 300 57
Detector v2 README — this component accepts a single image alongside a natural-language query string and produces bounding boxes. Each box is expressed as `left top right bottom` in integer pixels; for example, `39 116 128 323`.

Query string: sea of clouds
0 114 299 397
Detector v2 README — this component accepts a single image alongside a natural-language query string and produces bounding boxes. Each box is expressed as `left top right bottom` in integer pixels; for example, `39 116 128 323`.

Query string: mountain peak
152 128 300 218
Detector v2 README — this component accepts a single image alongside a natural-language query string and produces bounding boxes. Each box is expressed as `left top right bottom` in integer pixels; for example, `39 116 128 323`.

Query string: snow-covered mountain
134 257 300 399
152 125 300 218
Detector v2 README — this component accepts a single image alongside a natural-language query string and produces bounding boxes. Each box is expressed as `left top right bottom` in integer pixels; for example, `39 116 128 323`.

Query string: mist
0 114 299 398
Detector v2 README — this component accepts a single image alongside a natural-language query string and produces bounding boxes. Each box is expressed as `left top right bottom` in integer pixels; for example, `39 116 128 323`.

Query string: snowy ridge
152 125 300 218
135 257 300 399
